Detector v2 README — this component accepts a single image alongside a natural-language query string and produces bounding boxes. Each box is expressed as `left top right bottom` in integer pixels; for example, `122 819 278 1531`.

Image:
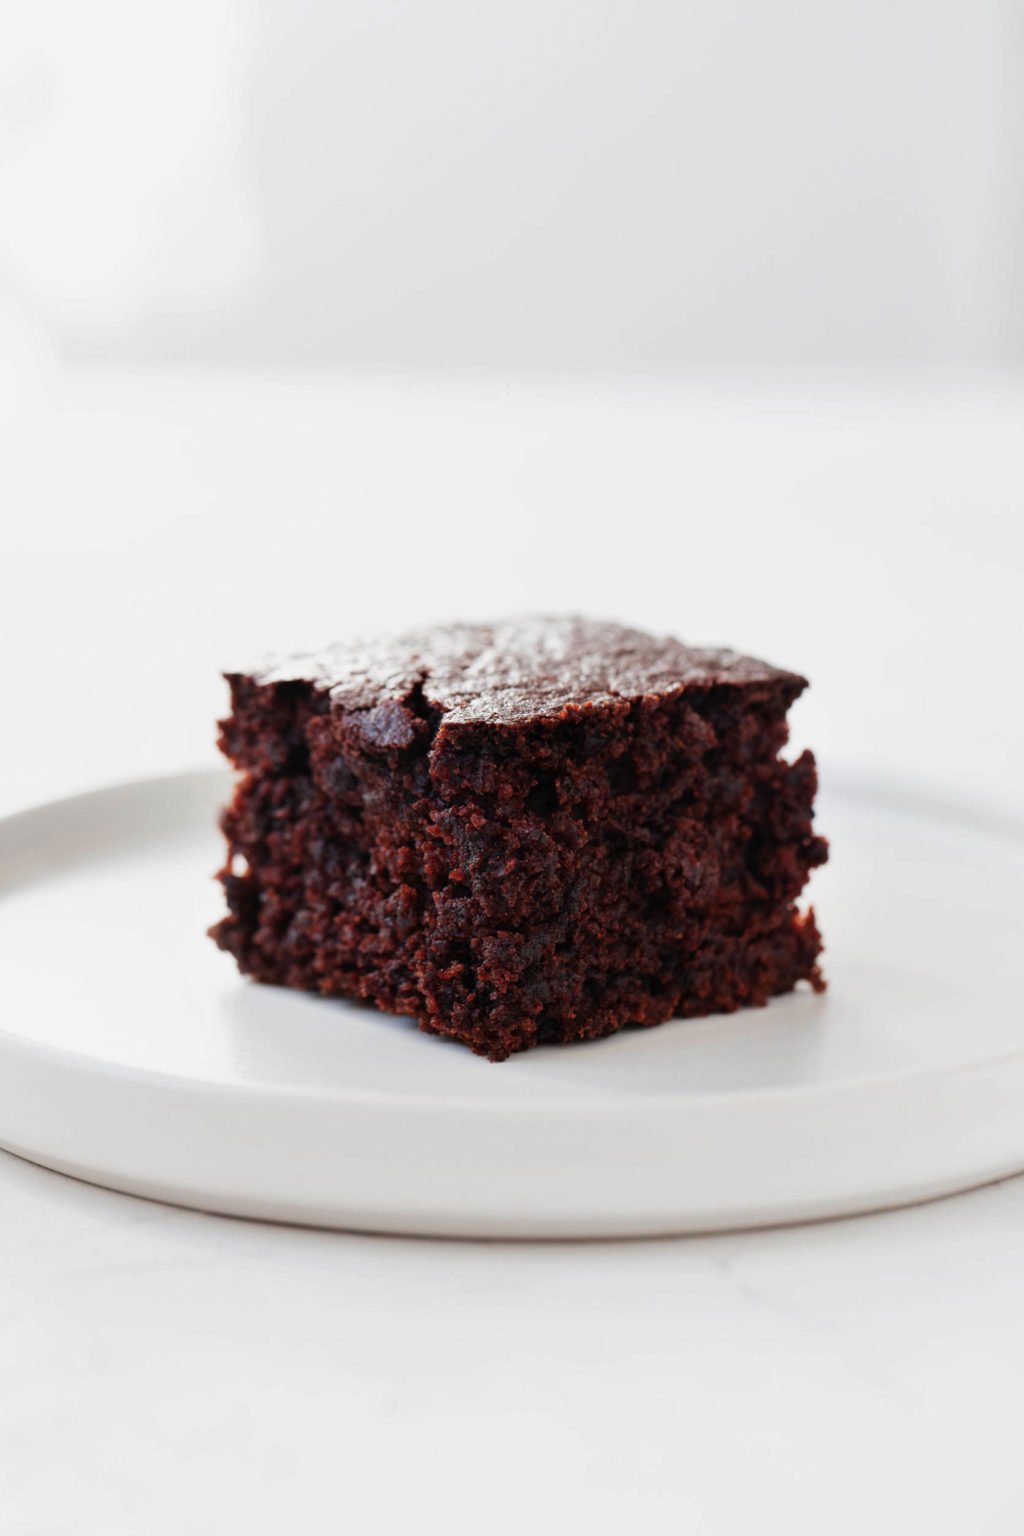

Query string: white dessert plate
0 769 1021 1237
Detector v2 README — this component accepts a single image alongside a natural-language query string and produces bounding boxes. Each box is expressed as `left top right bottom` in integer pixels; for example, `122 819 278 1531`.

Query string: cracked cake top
250 616 805 728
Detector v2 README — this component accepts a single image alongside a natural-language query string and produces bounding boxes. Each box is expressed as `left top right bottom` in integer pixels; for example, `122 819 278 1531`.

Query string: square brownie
210 618 827 1059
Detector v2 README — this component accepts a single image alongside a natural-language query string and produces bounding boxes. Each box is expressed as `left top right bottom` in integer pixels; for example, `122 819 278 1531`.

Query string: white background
2 0 1024 368
2 4 1024 1532
3 350 1022 814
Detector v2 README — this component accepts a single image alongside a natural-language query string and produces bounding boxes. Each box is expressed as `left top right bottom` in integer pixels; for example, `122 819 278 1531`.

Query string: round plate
0 770 1021 1237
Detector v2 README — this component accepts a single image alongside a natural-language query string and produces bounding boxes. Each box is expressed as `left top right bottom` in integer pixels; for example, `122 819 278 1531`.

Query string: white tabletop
3 346 1023 1533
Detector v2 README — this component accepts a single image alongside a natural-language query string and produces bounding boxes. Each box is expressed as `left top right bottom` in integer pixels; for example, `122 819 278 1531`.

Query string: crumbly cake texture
210 618 828 1060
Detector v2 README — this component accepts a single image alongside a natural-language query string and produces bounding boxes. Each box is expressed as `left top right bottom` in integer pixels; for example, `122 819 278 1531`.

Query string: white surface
2 361 1024 1531
2 770 1023 1237
3 361 1024 817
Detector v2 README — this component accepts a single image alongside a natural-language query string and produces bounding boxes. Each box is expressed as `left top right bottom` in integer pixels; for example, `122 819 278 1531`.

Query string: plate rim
2 766 1023 1235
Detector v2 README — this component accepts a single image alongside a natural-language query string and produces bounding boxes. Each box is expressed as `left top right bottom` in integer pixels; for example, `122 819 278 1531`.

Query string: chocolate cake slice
211 618 827 1059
